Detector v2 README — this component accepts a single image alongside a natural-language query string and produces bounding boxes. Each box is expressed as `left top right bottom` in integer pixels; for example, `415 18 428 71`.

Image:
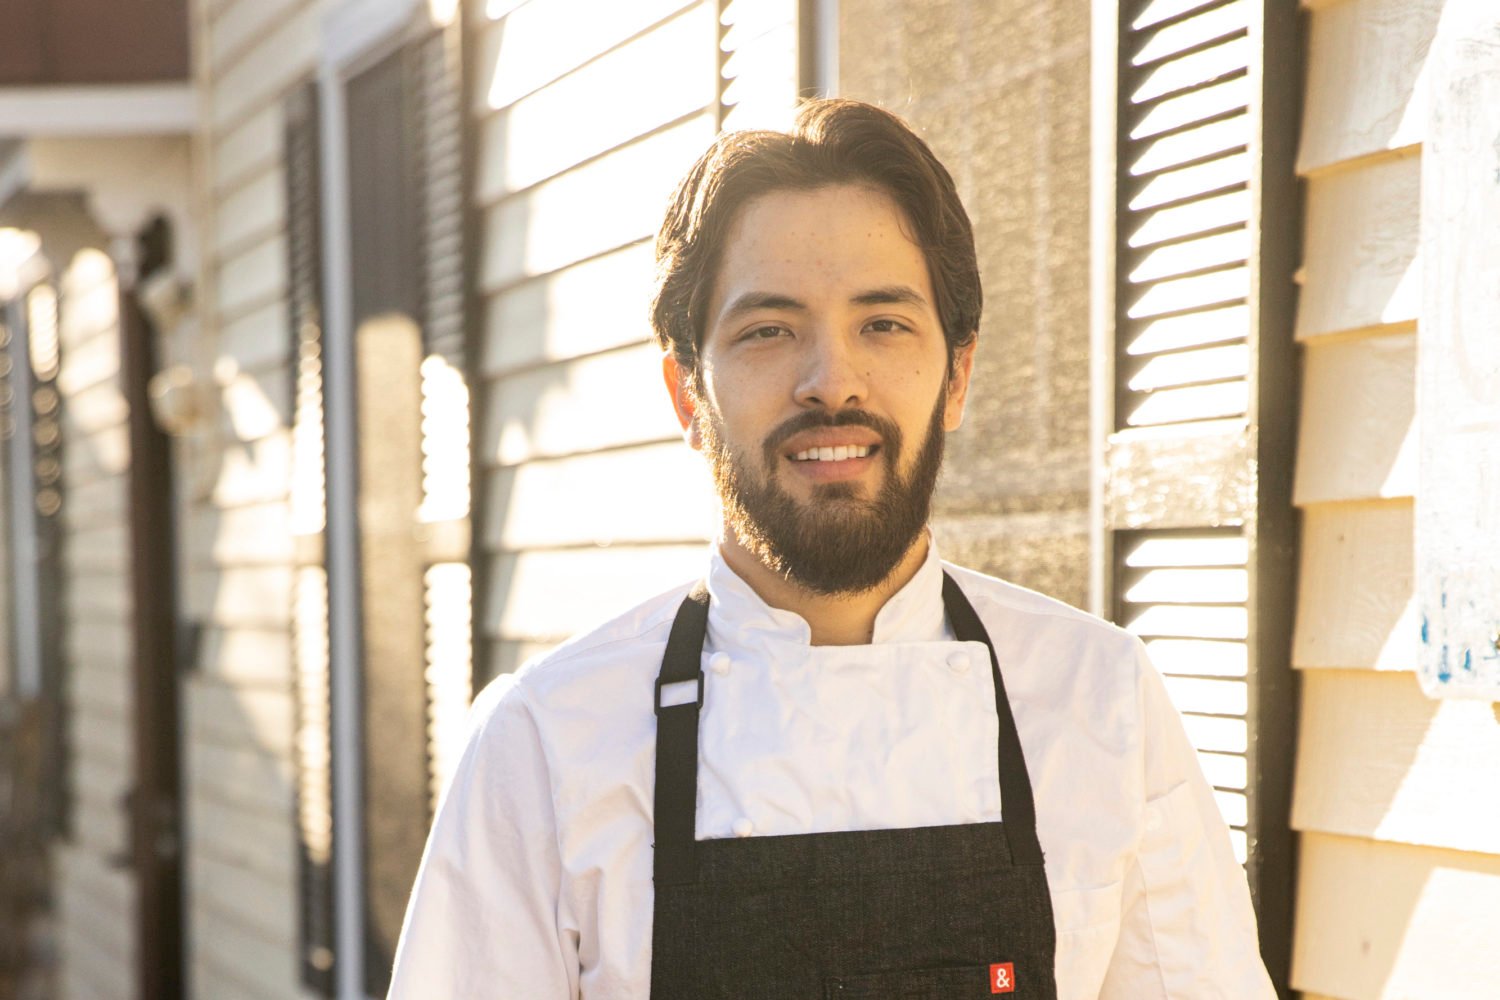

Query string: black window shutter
291 20 471 997
1103 0 1301 990
411 20 475 824
284 79 337 997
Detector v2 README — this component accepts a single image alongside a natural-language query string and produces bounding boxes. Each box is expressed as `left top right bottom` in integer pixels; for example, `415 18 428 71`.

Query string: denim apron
650 572 1059 999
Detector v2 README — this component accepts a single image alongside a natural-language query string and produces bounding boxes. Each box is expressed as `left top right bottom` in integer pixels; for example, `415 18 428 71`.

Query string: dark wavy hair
649 99 981 378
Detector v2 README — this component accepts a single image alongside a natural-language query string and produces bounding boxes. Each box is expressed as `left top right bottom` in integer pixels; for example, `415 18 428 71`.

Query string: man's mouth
789 444 877 462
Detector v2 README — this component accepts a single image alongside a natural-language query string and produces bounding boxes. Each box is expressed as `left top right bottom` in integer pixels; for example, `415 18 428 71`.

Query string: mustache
760 409 903 465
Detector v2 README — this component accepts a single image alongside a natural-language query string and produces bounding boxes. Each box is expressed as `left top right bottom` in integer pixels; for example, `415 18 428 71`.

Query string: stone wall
839 0 1093 608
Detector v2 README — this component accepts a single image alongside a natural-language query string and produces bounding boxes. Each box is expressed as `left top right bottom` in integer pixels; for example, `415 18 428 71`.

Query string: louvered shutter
3 283 67 836
284 80 337 997
291 20 473 995
1100 0 1300 988
1 270 69 997
411 20 473 819
340 23 472 997
0 309 10 699
342 44 428 999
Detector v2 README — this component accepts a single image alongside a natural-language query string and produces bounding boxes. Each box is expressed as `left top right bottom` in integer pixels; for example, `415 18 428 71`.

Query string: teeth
791 445 872 462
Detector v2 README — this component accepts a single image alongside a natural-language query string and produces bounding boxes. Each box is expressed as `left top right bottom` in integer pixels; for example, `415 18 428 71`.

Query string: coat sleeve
1098 642 1277 999
387 675 579 999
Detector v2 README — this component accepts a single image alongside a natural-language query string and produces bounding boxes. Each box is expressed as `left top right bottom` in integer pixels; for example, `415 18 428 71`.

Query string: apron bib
649 572 1059 999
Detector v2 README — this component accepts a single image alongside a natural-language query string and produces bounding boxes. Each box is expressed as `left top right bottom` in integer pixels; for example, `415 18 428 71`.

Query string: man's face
670 183 974 594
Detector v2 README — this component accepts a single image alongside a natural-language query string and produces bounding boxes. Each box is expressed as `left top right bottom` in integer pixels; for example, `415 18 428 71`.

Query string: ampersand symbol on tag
989 962 1015 993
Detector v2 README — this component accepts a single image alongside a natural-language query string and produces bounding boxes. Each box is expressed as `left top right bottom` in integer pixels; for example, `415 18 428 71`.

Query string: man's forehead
710 184 932 314
723 183 917 248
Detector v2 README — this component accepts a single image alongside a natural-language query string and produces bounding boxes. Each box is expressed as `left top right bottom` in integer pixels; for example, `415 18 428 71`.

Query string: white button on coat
709 652 732 676
732 817 754 838
947 651 971 674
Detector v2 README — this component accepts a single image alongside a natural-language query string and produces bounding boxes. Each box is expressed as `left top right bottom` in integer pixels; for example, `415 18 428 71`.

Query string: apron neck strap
651 572 1045 887
653 582 710 887
940 571 1045 866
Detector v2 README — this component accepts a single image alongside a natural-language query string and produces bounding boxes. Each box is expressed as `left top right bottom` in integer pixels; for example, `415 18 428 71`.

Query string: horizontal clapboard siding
472 3 718 201
188 0 322 997
472 0 750 669
208 1 320 134
1292 832 1500 999
1292 329 1414 504
479 342 680 467
1292 500 1415 671
479 241 656 376
482 443 718 551
1292 670 1500 856
214 104 283 197
477 114 717 292
473 0 699 113
52 843 136 1000
1295 151 1419 341
485 544 711 645
1285 2 1497 998
51 247 137 999
1295 0 1440 175
183 669 301 998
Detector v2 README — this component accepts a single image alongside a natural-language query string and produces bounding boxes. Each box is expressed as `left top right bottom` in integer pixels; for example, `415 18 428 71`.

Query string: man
388 99 1274 998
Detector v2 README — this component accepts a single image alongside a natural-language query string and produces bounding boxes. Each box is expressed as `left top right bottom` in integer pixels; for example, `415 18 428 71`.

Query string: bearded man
387 99 1275 999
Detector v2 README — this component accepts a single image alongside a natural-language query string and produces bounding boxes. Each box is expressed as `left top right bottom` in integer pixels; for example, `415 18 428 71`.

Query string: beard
697 390 947 596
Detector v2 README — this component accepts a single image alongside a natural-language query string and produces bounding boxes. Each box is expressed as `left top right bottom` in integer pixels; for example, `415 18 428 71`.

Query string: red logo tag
989 962 1015 994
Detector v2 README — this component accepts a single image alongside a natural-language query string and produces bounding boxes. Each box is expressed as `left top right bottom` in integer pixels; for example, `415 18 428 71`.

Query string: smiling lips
779 433 883 484
780 426 883 460
791 444 873 462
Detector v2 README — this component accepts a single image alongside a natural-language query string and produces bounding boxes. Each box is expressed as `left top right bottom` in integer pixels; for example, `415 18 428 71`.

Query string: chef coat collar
704 529 951 651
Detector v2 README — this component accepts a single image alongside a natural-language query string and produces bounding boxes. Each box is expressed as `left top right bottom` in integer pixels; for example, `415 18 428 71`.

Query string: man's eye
865 318 911 334
743 324 791 341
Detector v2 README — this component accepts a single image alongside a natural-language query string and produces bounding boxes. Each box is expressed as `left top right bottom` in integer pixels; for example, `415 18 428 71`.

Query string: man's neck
718 530 932 646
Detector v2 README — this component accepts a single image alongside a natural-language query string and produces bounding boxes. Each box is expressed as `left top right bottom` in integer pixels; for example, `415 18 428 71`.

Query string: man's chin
807 481 863 502
775 488 888 524
777 472 886 503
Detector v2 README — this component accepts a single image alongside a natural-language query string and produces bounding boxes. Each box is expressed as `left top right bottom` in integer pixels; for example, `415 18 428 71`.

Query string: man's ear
662 353 703 450
942 337 978 432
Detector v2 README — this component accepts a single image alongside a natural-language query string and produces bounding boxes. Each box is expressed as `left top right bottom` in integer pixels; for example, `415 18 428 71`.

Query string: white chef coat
387 539 1275 999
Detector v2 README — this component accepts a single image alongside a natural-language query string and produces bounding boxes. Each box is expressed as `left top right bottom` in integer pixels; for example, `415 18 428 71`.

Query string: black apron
649 572 1059 999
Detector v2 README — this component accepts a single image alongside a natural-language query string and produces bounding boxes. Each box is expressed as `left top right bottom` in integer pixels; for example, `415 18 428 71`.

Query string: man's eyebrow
850 285 928 308
720 291 808 318
720 286 929 319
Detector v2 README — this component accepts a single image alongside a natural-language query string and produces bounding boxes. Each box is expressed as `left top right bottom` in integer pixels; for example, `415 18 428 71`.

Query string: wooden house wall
178 0 801 992
52 248 138 1000
23 1 810 995
1288 0 1500 996
470 0 794 676
184 0 323 997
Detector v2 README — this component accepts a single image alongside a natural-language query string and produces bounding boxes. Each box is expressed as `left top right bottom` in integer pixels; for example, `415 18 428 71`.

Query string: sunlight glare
425 562 473 809
418 354 471 524
0 228 42 298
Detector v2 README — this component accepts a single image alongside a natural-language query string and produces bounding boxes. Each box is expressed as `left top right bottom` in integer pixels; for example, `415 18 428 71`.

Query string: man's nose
794 333 868 410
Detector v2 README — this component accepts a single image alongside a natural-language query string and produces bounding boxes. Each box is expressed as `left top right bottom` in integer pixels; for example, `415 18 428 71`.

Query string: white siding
53 248 137 1000
1287 1 1500 997
186 0 323 996
471 0 764 664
